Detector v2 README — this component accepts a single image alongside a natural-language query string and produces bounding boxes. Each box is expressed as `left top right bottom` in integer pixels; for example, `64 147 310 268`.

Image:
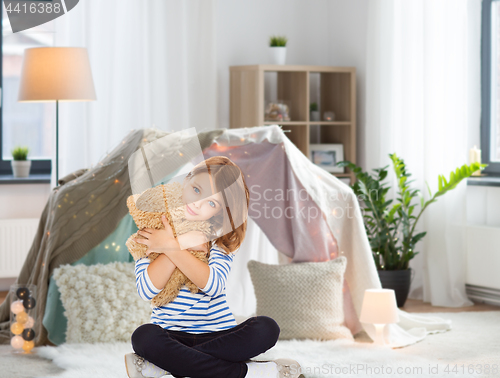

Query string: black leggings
131 316 280 378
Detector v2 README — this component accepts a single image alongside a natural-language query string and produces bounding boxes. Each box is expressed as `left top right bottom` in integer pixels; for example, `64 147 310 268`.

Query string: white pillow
53 262 151 343
247 256 353 341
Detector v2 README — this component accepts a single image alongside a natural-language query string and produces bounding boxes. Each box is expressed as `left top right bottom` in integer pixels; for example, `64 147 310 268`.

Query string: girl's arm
146 253 177 290
176 231 208 251
134 217 211 291
163 248 210 290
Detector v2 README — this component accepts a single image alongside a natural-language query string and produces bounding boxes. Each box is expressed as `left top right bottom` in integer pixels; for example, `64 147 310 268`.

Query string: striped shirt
134 245 238 333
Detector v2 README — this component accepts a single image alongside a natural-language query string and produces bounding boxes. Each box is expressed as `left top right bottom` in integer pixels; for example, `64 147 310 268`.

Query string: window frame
482 0 500 175
0 8 51 176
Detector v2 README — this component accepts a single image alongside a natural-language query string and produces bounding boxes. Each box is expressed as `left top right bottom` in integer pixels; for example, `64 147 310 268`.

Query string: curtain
364 0 481 307
53 0 218 185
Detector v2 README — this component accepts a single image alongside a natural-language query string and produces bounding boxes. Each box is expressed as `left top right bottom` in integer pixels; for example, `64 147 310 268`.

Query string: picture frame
309 144 344 173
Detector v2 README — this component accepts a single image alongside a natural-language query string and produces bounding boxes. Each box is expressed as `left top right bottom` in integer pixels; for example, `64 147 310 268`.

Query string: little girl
125 156 301 378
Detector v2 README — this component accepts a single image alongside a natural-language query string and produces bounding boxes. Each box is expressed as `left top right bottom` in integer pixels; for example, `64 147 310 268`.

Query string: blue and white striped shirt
134 245 238 333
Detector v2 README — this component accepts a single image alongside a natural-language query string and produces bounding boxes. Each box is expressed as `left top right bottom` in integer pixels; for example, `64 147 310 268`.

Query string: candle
469 145 481 176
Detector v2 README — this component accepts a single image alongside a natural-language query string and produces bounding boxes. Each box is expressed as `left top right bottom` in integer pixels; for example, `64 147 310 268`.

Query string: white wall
0 184 50 219
466 185 500 291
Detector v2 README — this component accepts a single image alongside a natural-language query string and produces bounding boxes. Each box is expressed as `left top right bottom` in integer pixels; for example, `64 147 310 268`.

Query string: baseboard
0 277 16 292
466 283 500 307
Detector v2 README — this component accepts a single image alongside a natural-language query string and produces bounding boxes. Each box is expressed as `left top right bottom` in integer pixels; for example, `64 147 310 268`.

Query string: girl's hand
134 215 180 256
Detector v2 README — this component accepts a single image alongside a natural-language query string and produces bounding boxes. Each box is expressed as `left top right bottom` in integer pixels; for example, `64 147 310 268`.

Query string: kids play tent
0 126 451 348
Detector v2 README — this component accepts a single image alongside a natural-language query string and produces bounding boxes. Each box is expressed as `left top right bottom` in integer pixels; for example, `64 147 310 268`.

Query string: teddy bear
125 182 214 307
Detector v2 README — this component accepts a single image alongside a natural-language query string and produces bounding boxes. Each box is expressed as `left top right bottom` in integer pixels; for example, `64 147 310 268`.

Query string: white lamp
17 47 97 186
359 288 400 346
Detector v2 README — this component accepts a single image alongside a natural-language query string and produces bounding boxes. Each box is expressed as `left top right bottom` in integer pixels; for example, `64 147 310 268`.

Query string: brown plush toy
126 182 214 307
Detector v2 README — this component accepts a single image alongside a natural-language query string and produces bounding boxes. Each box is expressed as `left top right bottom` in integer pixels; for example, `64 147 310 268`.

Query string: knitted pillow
53 262 151 343
247 256 353 341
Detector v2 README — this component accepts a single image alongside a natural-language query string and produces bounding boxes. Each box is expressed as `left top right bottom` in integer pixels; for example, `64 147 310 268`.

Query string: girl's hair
185 156 249 254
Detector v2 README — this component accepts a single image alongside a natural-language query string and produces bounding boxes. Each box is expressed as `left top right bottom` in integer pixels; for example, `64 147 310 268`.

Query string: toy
126 182 213 307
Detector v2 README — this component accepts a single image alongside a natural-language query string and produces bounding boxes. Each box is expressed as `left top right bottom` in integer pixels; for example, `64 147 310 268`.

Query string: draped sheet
204 126 452 348
0 126 451 348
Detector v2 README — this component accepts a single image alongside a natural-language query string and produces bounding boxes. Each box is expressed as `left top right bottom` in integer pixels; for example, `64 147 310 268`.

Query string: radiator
0 218 39 278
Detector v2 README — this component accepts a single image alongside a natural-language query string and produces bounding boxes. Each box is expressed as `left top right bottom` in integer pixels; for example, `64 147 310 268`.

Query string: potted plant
269 35 288 65
11 146 31 178
338 154 486 307
310 102 320 121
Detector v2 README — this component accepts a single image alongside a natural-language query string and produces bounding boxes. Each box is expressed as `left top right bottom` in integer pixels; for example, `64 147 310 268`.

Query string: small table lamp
18 47 97 186
359 288 400 346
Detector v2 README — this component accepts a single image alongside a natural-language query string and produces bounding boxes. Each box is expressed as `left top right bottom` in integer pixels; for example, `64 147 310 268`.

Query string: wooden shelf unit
229 64 356 183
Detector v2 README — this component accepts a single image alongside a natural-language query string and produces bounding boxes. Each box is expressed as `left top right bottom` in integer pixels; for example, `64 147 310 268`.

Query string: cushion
53 262 151 343
247 256 353 341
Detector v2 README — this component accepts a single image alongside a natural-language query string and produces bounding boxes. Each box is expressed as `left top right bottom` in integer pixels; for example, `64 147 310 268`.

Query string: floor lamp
17 47 97 186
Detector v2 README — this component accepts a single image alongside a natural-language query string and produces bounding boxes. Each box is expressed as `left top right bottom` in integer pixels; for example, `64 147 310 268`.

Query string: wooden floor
0 291 498 312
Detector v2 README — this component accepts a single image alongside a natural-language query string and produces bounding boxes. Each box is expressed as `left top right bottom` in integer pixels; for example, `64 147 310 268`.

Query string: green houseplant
338 154 486 306
269 35 288 65
10 146 31 177
11 146 31 178
310 102 320 121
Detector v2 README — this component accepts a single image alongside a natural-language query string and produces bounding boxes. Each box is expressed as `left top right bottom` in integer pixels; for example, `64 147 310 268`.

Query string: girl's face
182 172 223 221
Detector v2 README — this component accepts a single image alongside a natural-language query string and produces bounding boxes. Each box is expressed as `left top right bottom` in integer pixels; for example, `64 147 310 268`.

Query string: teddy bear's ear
135 186 166 213
126 195 135 211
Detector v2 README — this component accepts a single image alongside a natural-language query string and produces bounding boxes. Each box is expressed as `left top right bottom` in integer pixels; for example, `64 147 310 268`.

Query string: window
0 7 54 176
482 0 500 174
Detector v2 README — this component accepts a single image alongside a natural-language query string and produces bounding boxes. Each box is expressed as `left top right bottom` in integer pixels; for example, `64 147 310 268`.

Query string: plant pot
269 47 287 65
377 268 413 307
11 160 31 178
310 111 320 121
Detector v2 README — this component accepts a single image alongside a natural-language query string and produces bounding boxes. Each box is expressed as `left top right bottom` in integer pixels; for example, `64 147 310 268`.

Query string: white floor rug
1 311 499 378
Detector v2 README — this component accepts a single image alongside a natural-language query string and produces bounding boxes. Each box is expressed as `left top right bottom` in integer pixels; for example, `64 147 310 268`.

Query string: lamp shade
18 47 96 102
359 288 400 324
